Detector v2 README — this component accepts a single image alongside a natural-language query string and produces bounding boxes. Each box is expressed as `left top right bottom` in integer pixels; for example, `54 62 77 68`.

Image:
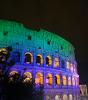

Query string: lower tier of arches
44 88 80 100
8 65 79 88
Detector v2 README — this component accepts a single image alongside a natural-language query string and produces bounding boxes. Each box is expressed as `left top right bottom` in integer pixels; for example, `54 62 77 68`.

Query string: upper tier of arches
24 52 77 74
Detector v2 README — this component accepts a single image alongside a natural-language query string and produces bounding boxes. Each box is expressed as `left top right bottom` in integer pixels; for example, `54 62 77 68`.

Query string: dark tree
0 47 44 100
4 79 44 100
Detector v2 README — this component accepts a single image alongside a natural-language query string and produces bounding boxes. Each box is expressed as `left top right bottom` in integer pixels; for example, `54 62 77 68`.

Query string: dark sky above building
0 0 88 84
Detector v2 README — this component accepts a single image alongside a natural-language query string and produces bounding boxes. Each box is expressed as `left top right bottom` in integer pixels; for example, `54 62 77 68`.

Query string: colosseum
0 20 80 100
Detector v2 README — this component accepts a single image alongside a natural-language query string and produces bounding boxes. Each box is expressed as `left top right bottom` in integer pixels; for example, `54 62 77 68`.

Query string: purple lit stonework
0 20 80 100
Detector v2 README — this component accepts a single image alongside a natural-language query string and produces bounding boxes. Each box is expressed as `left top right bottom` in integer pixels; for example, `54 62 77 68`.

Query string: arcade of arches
46 94 73 100
24 52 77 74
8 71 78 87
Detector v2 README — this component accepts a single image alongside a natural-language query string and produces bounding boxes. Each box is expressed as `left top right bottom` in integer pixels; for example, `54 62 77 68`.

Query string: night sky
0 0 88 85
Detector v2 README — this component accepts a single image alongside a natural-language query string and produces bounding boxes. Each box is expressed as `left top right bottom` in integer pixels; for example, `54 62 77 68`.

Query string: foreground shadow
1 80 44 100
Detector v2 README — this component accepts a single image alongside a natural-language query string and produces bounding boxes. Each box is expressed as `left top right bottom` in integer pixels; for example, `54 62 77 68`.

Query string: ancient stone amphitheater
0 20 80 100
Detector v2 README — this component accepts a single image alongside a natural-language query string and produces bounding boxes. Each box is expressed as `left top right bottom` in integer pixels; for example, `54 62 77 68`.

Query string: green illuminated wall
0 20 75 61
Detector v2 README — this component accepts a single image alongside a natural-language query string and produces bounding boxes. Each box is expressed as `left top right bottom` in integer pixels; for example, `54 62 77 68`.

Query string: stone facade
80 85 87 96
0 20 80 100
80 85 88 100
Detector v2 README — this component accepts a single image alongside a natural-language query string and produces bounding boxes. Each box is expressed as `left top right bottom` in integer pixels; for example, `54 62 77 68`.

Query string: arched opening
36 54 43 65
46 73 52 85
9 71 19 82
23 72 32 83
63 94 68 100
55 95 61 100
70 63 73 72
68 76 71 86
74 64 77 73
69 94 72 100
55 74 60 85
72 77 75 86
24 52 33 64
46 95 51 100
35 72 43 85
62 75 67 86
66 61 70 69
46 56 52 66
0 48 8 63
54 58 59 67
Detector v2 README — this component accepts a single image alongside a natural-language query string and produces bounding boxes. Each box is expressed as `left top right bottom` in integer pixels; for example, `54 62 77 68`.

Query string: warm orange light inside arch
9 71 19 82
23 72 32 78
70 63 73 72
35 72 43 85
68 76 71 86
25 52 33 64
9 71 18 76
46 73 53 85
23 72 32 83
46 56 52 66
54 58 59 67
55 74 60 85
0 48 7 54
36 54 43 65
62 75 67 86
